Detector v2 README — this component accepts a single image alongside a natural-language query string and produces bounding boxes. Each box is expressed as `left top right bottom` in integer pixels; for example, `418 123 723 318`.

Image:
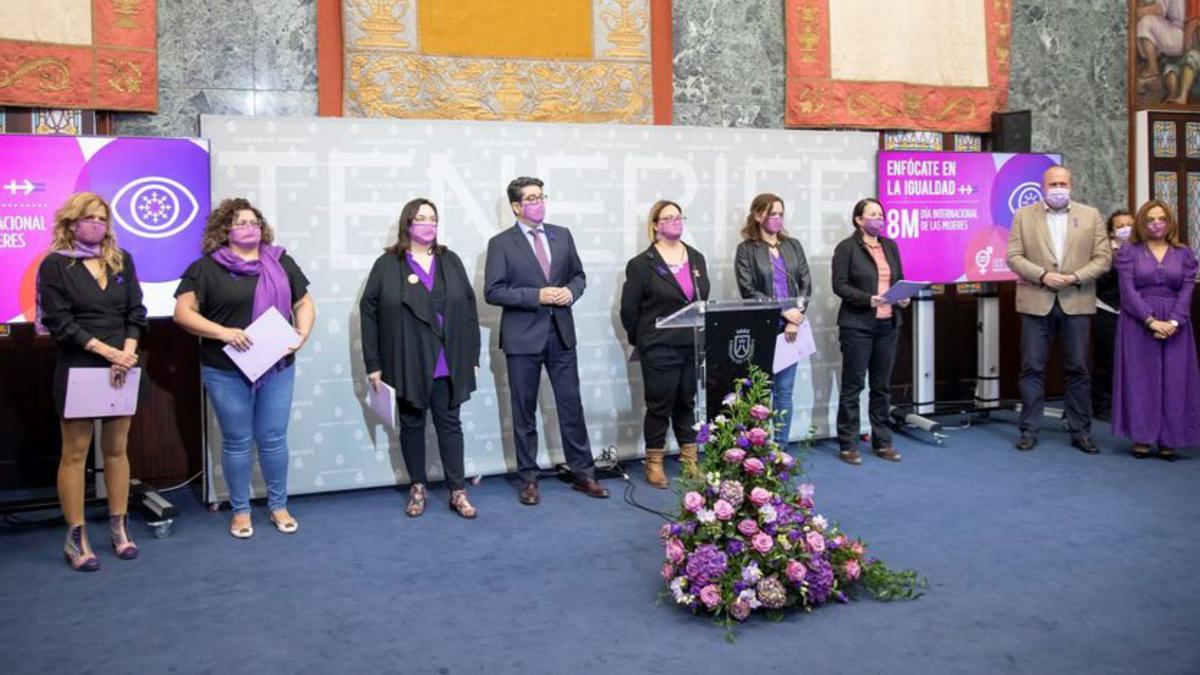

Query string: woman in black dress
619 200 710 487
360 198 482 518
1091 209 1132 421
37 192 147 571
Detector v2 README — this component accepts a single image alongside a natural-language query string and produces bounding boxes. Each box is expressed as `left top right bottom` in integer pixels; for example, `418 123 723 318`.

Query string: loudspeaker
991 110 1031 152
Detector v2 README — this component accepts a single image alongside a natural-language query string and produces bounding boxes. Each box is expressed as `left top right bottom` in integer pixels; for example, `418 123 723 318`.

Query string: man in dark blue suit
484 176 609 505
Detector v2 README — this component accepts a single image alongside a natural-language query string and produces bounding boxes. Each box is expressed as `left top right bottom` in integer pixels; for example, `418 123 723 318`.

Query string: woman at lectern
173 198 316 538
734 193 811 451
37 192 148 571
1111 200 1200 460
830 198 908 466
360 198 481 518
620 200 711 488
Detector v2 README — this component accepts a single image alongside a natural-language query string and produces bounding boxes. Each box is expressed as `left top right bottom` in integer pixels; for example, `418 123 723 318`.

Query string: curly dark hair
201 198 276 254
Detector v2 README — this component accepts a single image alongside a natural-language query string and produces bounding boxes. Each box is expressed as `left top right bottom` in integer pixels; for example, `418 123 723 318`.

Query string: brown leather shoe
572 478 610 498
839 449 862 465
519 482 540 505
644 448 668 489
874 446 902 462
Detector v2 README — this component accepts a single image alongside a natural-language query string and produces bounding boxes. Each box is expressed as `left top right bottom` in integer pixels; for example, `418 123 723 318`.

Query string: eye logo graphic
1008 181 1044 215
111 176 200 239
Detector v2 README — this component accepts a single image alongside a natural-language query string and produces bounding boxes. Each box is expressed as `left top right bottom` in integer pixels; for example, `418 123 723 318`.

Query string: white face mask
1114 225 1132 242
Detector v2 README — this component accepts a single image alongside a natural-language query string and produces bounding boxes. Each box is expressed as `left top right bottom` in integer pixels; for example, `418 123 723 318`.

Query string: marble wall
115 0 1129 212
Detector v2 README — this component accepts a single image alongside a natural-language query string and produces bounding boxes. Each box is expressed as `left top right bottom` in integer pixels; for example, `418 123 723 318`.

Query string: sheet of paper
882 280 929 305
627 345 640 363
64 367 141 418
367 379 397 429
222 306 300 382
773 321 817 373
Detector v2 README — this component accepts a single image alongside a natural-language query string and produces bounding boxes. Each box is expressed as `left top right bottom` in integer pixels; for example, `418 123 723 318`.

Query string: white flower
692 422 702 431
705 471 721 486
714 414 728 426
759 504 778 524
696 508 716 524
738 588 762 609
722 393 737 407
670 576 689 602
812 514 828 531
679 594 696 605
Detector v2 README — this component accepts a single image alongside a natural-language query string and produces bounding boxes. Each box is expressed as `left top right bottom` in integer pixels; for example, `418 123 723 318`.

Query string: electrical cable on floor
155 470 203 493
597 445 677 522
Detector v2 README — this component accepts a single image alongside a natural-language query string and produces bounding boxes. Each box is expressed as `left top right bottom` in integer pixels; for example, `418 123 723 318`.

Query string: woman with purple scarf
1112 199 1200 460
38 192 147 571
173 198 315 538
360 198 481 518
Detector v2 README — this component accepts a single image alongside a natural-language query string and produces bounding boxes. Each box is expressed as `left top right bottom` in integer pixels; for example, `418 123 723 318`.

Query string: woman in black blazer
360 198 482 518
734 193 812 450
831 198 909 465
620 200 710 487
37 192 147 571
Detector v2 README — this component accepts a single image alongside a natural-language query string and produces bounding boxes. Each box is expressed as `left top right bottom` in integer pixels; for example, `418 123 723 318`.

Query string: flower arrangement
659 367 922 628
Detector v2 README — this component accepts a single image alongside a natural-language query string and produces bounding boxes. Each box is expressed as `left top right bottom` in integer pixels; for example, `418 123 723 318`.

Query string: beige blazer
1005 201 1111 316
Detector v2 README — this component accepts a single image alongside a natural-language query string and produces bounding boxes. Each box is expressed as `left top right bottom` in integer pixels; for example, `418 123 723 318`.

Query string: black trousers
398 377 466 490
1091 310 1117 417
836 319 898 450
639 344 698 448
1019 300 1091 435
506 330 594 483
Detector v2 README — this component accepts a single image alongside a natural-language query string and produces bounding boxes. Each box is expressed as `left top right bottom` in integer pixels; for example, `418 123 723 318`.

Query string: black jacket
620 243 711 350
360 249 481 409
831 231 905 329
1095 242 1121 310
734 237 812 301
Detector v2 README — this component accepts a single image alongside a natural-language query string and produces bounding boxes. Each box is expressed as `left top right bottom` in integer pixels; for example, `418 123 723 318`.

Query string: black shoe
1071 435 1100 455
1015 433 1037 451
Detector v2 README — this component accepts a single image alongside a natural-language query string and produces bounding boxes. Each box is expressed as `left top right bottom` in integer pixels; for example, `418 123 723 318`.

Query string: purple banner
877 151 1061 284
0 135 210 321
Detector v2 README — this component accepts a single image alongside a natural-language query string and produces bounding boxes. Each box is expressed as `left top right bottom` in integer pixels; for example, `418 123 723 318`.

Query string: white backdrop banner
199 115 878 502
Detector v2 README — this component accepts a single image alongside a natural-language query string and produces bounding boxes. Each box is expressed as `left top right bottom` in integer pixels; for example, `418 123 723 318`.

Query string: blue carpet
2 414 1199 675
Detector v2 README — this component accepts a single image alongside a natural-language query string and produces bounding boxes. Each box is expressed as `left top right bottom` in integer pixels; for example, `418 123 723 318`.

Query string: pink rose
805 530 825 554
699 584 722 608
683 491 705 512
743 458 765 475
713 499 735 521
786 560 807 583
661 562 675 581
659 523 672 539
737 519 759 536
833 534 847 547
729 600 750 621
844 559 862 581
751 532 774 554
723 448 746 464
665 538 686 563
851 541 866 556
749 487 772 506
799 483 815 499
746 427 769 446
778 452 794 467
749 404 771 421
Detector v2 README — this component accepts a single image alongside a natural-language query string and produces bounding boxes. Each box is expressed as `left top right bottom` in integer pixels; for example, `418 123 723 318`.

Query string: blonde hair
1132 199 1184 247
51 192 123 275
646 200 682 243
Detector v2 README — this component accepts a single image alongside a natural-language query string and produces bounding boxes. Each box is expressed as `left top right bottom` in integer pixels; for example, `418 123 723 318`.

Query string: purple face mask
657 217 684 241
521 200 546 224
763 215 784 234
1044 187 1070 210
229 224 262 249
73 218 107 245
1147 219 1168 239
409 222 438 246
862 217 885 237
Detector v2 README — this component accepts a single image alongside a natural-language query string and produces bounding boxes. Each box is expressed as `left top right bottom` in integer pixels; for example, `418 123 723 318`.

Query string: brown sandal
450 489 477 519
874 447 902 462
1131 443 1151 459
839 449 862 465
405 483 427 517
1158 446 1178 462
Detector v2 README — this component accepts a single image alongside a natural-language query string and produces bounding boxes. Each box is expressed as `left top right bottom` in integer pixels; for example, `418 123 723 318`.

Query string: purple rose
683 491 705 513
749 404 771 421
724 448 747 464
699 584 722 609
749 487 772 506
729 600 750 621
743 457 765 475
737 519 759 536
805 530 825 554
713 499 735 521
735 434 751 449
751 532 773 554
746 427 769 446
665 538 686 563
786 560 807 583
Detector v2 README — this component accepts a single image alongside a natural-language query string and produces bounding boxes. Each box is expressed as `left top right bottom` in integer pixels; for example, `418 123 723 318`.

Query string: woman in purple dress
1112 199 1200 460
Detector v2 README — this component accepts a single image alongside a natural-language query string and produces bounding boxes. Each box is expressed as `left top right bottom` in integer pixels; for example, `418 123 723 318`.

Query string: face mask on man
521 201 545 224
1114 225 1132 241
1044 187 1071 210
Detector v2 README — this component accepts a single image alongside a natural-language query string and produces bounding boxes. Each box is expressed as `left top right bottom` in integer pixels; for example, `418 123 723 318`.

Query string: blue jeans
772 363 798 448
202 364 295 513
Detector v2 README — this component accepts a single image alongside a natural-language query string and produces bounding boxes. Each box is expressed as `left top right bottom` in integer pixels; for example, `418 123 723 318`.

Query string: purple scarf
210 244 293 386
34 242 106 335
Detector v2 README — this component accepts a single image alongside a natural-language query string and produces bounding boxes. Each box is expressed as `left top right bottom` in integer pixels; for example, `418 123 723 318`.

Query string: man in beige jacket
1006 165 1112 453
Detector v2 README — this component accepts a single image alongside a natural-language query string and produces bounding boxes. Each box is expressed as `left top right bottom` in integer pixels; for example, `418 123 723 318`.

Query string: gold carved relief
354 0 410 49
347 53 652 123
846 90 976 123
792 84 827 114
112 0 142 29
795 4 821 64
0 57 71 92
101 58 143 94
601 0 649 59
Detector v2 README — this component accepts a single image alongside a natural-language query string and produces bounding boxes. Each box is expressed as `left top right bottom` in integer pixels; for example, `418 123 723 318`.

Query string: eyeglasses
657 215 687 223
412 216 439 224
520 195 548 204
232 220 262 229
